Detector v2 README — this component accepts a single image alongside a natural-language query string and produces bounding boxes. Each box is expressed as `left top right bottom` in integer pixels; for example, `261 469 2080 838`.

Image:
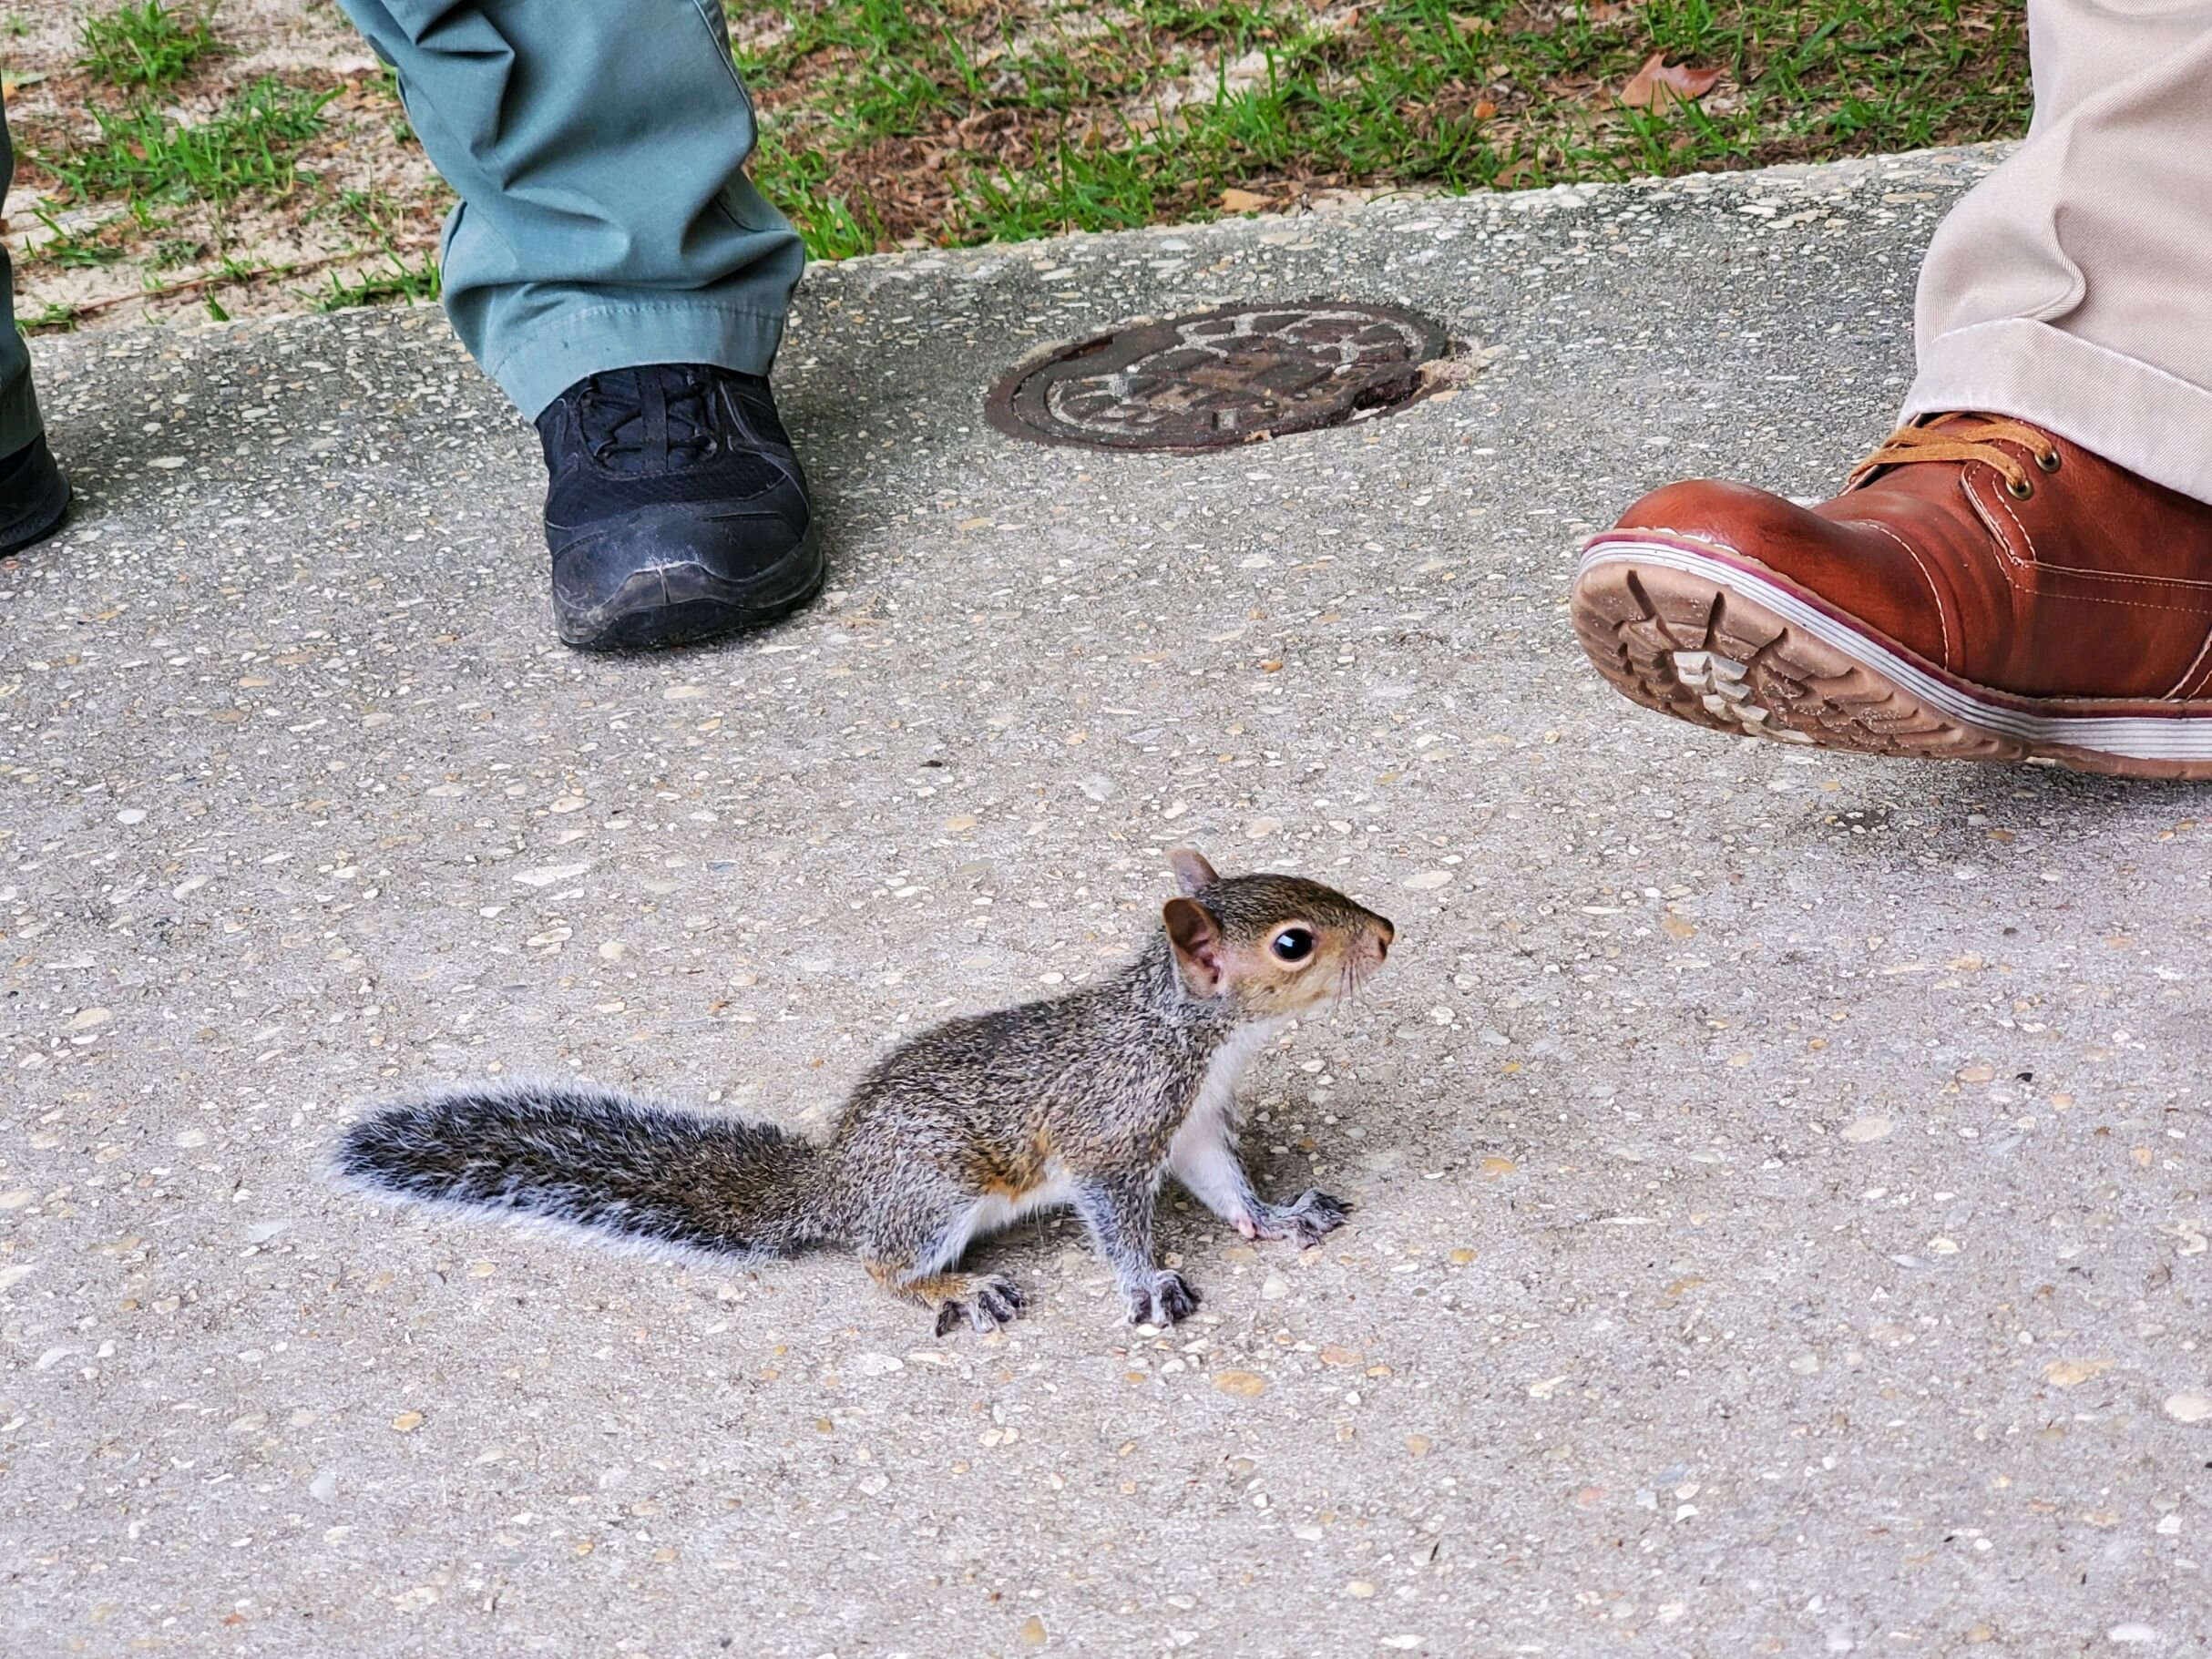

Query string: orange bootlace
1846 415 2064 499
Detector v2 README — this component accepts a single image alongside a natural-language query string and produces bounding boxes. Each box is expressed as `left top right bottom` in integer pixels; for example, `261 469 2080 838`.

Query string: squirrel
328 846 1394 1335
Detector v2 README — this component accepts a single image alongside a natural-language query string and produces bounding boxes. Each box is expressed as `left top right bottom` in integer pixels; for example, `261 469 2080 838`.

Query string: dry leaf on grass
1218 188 1273 213
1618 52 1724 110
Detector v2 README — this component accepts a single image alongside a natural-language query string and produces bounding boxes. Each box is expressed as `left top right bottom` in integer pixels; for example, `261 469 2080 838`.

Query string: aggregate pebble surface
3 145 2208 1657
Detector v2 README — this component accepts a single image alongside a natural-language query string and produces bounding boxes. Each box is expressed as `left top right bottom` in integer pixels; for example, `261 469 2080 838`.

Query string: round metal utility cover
986 302 1449 452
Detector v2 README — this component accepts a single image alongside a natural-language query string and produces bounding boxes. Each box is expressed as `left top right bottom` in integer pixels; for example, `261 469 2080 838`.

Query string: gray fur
329 853 1395 1333
327 1079 829 1265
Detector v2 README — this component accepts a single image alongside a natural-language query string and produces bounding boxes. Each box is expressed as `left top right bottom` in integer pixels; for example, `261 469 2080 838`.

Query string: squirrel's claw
935 1275 1027 1336
1244 1189 1352 1246
1128 1269 1202 1326
971 1275 1026 1327
1285 1189 1351 1244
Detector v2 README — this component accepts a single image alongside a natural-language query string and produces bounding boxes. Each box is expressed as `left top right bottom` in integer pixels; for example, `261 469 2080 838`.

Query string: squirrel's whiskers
329 846 1394 1336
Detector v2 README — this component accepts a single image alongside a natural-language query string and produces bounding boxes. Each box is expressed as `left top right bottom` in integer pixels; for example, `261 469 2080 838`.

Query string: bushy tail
328 1080 835 1261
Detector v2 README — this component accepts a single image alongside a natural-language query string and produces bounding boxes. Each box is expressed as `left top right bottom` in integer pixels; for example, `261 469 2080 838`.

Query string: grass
31 76 335 208
313 249 442 312
730 0 2031 255
25 208 132 269
374 62 419 146
21 300 85 332
77 0 218 89
15 23 377 335
15 0 2026 333
149 234 208 269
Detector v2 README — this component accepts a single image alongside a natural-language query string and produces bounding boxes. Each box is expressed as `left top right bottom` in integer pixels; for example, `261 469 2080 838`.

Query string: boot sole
555 520 826 652
1573 537 2212 781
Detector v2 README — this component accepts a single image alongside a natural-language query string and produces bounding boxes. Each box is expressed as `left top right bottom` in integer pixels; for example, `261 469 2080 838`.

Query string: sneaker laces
1847 414 2062 499
574 366 722 472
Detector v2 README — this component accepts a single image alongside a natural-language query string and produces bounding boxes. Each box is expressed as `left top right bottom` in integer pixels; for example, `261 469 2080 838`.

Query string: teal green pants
0 0 803 456
0 111 43 456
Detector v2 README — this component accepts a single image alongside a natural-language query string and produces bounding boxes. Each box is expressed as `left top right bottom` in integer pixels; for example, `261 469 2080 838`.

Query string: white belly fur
1167 1019 1286 1170
926 1167 1080 1273
925 1021 1287 1275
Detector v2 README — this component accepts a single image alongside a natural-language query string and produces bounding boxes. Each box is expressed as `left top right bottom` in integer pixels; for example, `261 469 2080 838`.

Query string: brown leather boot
1572 414 2212 778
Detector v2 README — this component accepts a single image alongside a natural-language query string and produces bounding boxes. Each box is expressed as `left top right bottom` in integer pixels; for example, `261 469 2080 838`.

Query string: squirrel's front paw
1248 1189 1351 1246
1126 1270 1202 1327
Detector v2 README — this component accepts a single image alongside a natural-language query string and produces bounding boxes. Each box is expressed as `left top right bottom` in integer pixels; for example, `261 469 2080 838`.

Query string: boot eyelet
2006 477 2033 500
2036 449 2062 473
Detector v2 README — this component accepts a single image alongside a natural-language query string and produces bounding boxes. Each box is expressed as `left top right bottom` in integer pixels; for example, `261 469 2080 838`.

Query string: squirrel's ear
1162 896 1224 997
1167 845 1220 897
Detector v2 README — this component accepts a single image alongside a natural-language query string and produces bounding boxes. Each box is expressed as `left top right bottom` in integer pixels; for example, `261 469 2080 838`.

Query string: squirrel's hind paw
1127 1269 1202 1327
932 1274 1027 1336
1250 1189 1351 1246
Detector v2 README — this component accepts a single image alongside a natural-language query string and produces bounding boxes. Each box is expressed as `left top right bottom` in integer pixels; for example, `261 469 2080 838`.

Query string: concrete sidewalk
5 146 2207 1657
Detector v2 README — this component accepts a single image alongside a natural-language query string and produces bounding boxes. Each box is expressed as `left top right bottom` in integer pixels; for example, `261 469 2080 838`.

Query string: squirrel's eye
1272 927 1315 963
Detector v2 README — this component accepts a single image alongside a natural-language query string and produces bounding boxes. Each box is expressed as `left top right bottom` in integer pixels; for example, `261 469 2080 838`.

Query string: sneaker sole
556 521 826 652
1573 537 2212 780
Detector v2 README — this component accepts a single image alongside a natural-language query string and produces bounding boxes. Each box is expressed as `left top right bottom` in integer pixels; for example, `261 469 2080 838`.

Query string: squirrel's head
1157 845 1395 1019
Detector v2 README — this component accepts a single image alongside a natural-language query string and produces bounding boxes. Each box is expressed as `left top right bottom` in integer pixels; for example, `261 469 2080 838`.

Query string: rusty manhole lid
985 301 1449 452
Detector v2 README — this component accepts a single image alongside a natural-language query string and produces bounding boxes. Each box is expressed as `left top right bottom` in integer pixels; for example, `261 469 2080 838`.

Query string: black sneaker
0 434 70 557
536 364 824 650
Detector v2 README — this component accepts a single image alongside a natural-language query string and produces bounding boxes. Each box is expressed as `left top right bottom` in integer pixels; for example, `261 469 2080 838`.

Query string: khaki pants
1907 0 2212 504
